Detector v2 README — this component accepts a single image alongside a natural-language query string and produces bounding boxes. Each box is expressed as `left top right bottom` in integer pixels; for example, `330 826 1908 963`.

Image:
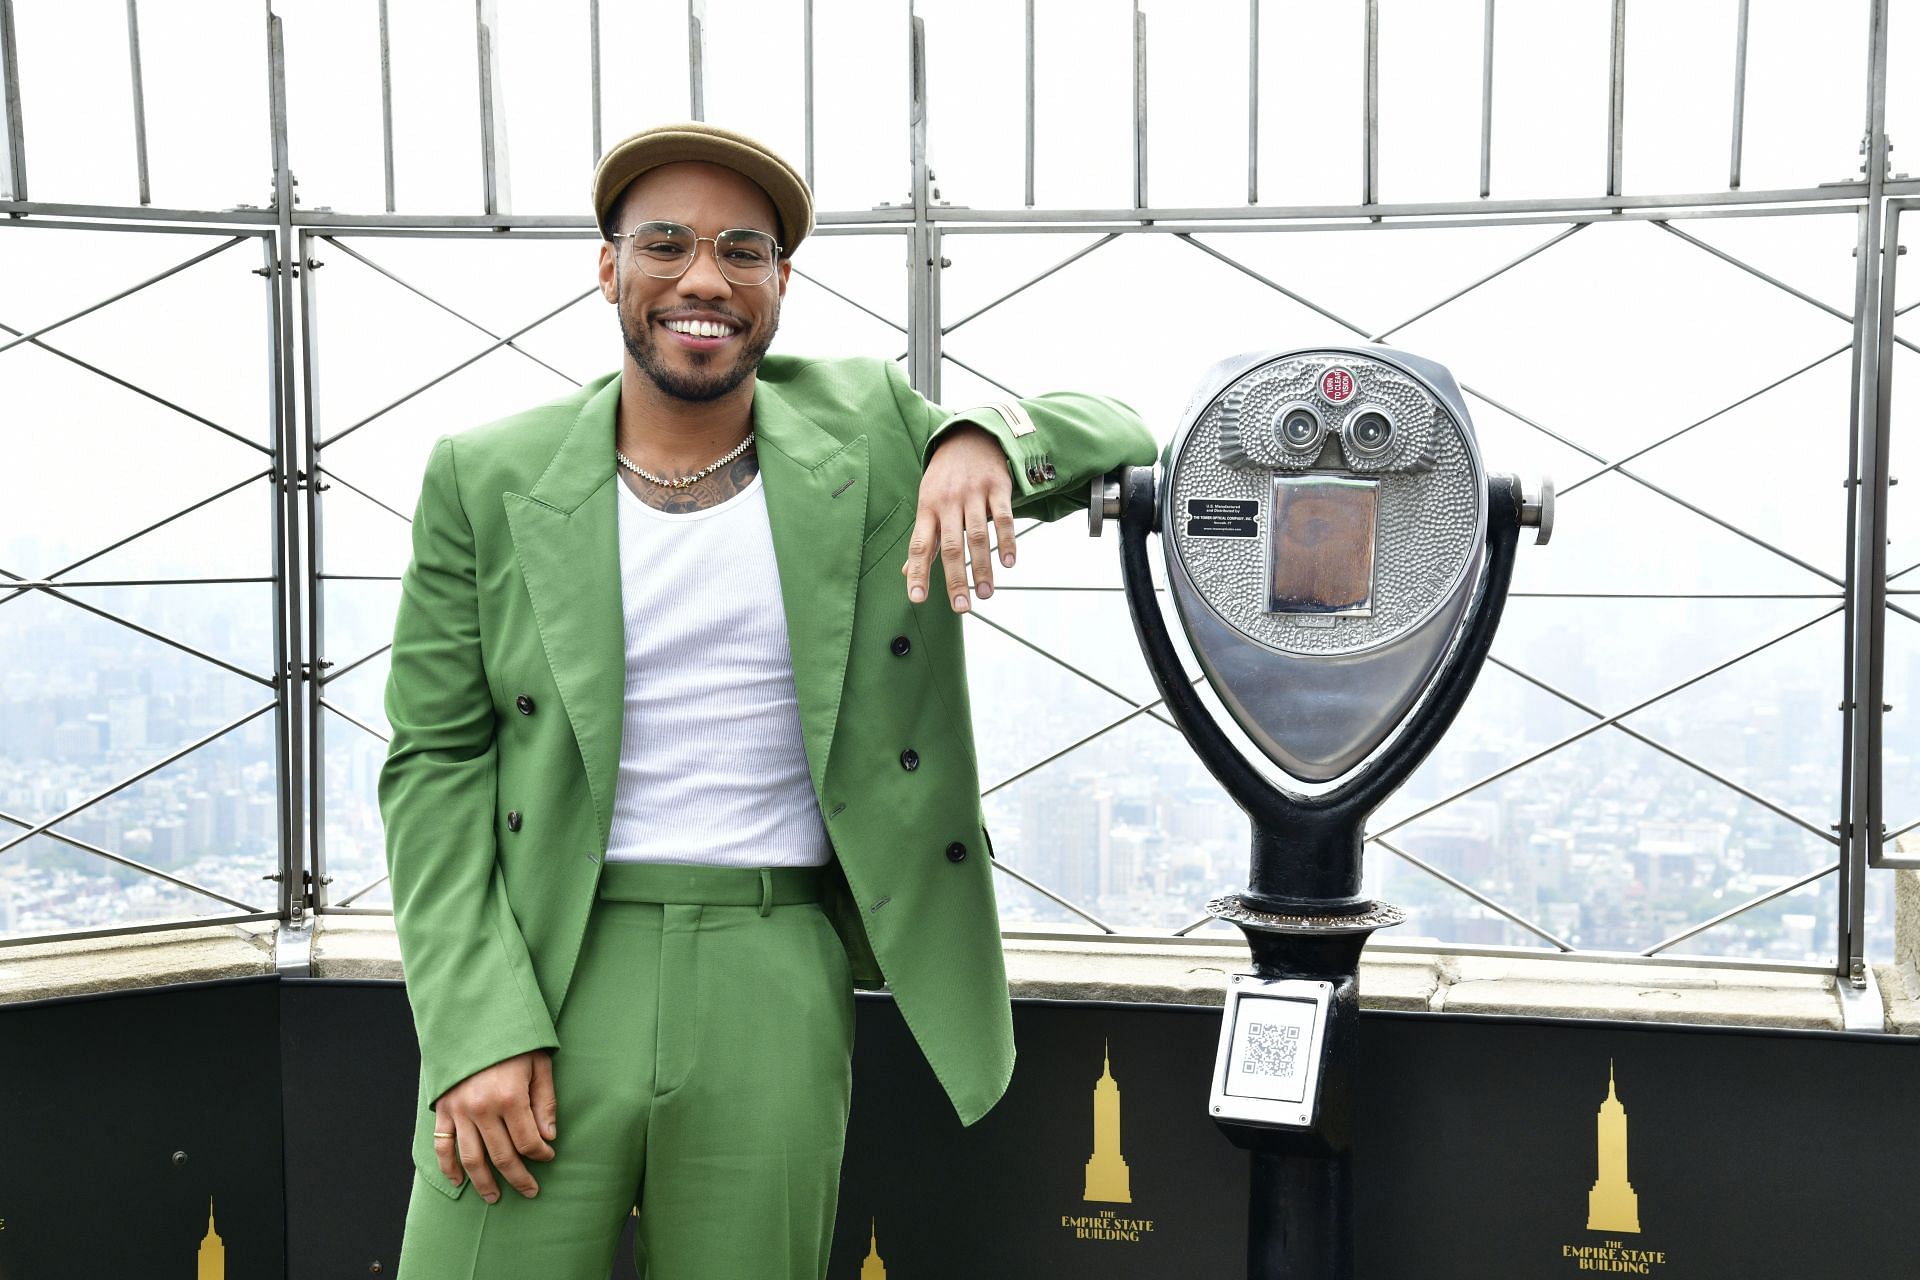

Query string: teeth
664 318 735 339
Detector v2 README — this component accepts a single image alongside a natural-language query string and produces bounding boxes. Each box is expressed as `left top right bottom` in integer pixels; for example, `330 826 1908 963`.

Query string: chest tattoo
622 449 761 513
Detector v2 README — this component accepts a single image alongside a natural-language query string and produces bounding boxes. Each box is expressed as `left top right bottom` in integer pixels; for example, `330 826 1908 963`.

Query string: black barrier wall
0 980 1915 1279
0 978 288 1277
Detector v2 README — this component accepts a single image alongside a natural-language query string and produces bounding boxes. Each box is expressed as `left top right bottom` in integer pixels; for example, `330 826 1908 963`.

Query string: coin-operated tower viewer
1089 345 1553 1280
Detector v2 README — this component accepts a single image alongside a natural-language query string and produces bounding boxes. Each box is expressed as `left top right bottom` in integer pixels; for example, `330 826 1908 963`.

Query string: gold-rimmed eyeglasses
611 220 783 286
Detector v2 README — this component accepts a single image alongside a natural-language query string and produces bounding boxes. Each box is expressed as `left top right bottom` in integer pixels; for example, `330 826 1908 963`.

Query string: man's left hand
904 423 1017 613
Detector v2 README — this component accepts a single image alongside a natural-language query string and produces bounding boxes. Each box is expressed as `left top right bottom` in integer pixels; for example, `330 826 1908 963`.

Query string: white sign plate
1208 974 1334 1128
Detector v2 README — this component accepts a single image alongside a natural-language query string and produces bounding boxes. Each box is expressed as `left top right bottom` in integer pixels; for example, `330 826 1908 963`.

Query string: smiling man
380 122 1157 1278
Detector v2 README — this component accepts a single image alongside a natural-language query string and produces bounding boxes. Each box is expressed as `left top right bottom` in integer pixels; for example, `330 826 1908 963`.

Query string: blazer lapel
503 375 625 845
753 378 868 797
500 371 868 839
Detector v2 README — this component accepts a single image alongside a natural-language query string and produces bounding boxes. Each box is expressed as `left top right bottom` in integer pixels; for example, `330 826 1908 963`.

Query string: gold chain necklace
615 432 755 489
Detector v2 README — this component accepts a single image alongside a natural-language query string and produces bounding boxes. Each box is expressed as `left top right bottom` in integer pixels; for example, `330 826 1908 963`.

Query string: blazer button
516 694 535 715
900 748 920 772
506 809 522 832
890 634 911 657
945 841 967 863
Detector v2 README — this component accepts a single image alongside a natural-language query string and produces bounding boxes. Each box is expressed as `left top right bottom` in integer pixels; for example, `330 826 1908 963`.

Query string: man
380 122 1156 1278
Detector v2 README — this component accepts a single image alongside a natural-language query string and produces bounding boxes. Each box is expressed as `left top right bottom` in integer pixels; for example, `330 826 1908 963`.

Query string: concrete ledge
1878 960 1920 1035
1000 938 1441 1012
1884 867 1920 1035
0 920 277 1005
309 918 408 982
1429 954 1843 1028
0 914 1888 1034
1900 868 1920 971
1000 939 1850 1029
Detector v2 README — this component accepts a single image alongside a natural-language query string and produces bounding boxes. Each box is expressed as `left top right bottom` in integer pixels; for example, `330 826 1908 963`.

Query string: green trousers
398 862 856 1279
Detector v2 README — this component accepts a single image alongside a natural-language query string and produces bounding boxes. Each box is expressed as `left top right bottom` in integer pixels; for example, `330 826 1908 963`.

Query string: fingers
443 1110 548 1201
532 1049 558 1142
439 1090 552 1197
903 502 1018 612
938 510 969 613
903 509 935 604
480 1112 542 1199
905 436 1018 611
503 1084 557 1165
440 1056 556 1201
903 504 966 610
454 1111 497 1201
434 1101 461 1186
992 498 1017 570
965 499 994 600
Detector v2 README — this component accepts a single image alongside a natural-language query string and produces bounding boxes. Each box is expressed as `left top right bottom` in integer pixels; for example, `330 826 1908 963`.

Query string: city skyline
0 544 1889 964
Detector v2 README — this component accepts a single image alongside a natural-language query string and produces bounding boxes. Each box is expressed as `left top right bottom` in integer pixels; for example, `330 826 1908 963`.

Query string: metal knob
1087 472 1124 537
1520 476 1554 546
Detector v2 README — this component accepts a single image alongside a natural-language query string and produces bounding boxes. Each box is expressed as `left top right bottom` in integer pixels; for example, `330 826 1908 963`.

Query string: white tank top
604 470 831 868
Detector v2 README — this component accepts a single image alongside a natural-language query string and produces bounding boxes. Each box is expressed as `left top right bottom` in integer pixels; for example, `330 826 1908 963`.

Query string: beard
618 279 779 403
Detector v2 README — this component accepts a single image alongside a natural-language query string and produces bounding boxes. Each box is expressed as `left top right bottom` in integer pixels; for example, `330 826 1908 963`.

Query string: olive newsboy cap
591 121 813 253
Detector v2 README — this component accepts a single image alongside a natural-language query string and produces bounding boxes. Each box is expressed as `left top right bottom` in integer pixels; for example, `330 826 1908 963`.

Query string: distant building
50 720 97 761
1399 800 1500 881
151 818 190 869
108 693 149 752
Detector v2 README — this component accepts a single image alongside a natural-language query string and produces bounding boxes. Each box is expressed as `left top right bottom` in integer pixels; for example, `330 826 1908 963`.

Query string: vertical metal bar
379 0 395 212
909 10 927 222
1479 0 1495 198
1865 212 1905 870
264 230 299 928
906 11 935 396
1841 0 1892 985
687 0 705 122
124 0 149 205
1729 0 1749 189
476 1 495 214
298 227 330 911
803 0 815 191
475 0 511 216
926 224 942 403
1607 0 1625 197
1363 0 1378 207
1837 201 1867 986
266 11 305 931
1133 2 1147 210
589 0 602 162
1247 0 1258 205
0 0 23 201
1025 0 1036 208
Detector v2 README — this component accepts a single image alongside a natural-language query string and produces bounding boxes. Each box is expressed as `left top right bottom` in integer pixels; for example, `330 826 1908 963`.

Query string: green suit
379 353 1157 1196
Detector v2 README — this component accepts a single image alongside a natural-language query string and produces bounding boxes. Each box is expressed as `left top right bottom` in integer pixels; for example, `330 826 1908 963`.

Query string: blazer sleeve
880 358 1161 522
379 435 560 1113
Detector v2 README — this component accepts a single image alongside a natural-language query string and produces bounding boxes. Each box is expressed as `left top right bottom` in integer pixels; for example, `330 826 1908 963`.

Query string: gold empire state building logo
1083 1039 1132 1203
859 1220 887 1279
197 1196 226 1278
1587 1061 1641 1234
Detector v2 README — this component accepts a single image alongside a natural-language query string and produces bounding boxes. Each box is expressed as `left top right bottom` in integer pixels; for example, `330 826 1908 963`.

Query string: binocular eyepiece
1093 344 1551 783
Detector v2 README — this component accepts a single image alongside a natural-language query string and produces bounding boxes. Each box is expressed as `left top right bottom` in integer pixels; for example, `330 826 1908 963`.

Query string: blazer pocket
858 497 914 580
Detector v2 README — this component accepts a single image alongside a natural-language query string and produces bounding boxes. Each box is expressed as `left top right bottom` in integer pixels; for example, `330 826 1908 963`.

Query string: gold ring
432 1131 455 1140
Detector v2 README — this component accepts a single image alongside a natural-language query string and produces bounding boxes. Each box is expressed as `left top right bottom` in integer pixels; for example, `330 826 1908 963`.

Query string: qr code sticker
1240 1021 1301 1079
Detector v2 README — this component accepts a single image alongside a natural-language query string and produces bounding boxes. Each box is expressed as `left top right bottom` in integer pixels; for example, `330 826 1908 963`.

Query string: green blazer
379 354 1156 1186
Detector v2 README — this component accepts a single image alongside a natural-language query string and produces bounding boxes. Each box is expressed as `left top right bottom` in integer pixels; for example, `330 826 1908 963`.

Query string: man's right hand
432 1048 559 1201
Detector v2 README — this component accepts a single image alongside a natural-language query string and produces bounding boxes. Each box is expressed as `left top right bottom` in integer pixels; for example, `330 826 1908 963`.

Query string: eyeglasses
611 220 783 286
